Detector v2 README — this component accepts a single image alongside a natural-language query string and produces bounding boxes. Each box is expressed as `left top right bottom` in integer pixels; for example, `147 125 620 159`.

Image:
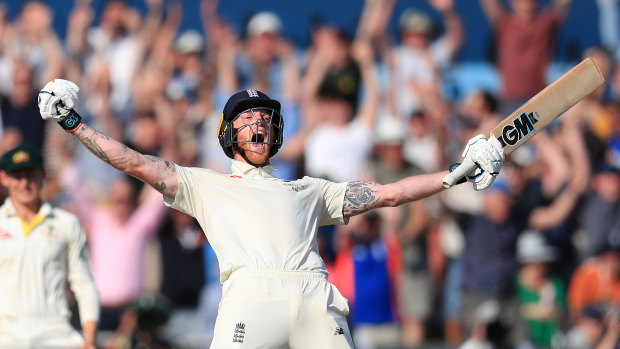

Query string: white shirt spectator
304 119 373 182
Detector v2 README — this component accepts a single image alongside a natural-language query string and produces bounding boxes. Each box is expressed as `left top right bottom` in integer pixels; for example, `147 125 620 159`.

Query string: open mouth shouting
251 130 265 143
248 128 269 153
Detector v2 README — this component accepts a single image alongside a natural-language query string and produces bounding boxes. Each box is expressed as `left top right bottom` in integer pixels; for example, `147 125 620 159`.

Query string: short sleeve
164 165 216 218
317 179 349 226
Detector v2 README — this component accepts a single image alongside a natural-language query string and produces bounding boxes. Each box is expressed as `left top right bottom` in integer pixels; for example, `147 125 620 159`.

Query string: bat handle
442 157 477 189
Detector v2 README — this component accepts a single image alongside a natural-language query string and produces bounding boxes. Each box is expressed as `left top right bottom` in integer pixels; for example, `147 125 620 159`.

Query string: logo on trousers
233 322 245 343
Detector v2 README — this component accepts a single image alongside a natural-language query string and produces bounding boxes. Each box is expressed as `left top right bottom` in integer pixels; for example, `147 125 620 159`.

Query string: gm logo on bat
498 112 539 147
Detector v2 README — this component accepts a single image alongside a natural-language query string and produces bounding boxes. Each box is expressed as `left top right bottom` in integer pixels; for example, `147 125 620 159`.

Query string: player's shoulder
297 175 346 188
47 204 80 224
177 164 228 178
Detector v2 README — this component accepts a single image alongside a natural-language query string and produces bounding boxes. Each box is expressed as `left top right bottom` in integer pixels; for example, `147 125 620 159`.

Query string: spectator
403 108 443 173
458 300 501 349
301 39 379 182
578 163 620 261
515 230 567 349
1 1 63 89
68 0 153 122
568 238 620 318
370 115 432 347
0 144 99 348
60 166 167 337
333 212 402 349
562 303 620 349
479 0 573 114
157 209 210 348
0 61 46 150
460 180 525 349
384 0 464 120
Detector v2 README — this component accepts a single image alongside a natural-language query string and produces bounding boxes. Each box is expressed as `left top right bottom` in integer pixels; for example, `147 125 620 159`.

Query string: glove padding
461 134 505 191
38 79 80 121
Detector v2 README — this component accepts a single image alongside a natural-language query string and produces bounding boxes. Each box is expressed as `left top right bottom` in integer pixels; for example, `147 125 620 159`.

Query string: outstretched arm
343 131 508 217
343 172 447 217
38 79 179 200
72 123 178 199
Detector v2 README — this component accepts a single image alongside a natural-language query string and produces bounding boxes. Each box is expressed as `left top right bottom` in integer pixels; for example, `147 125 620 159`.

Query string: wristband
58 110 83 133
448 163 467 185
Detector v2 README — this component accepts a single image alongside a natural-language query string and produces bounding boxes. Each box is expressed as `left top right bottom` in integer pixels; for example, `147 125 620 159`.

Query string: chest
0 219 67 266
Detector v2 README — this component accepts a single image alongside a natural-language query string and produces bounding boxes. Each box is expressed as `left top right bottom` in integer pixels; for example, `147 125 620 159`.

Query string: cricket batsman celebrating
38 79 504 348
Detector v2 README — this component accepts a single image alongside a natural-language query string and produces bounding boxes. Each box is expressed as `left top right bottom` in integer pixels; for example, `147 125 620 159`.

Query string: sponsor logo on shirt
334 326 344 336
0 228 11 239
283 181 306 192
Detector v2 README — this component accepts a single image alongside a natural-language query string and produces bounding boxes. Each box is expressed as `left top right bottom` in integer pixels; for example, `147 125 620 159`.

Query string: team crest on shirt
41 225 59 239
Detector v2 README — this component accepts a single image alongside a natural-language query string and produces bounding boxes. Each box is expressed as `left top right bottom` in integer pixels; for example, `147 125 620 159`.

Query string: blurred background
1 0 620 348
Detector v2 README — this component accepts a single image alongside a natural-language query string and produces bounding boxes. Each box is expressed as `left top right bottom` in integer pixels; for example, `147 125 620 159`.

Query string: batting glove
38 79 80 121
461 134 505 191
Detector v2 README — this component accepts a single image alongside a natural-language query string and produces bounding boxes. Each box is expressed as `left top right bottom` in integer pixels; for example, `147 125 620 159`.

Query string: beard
236 142 271 166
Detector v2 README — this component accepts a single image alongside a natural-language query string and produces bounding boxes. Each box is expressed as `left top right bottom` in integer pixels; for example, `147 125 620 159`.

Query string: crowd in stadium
1 0 620 348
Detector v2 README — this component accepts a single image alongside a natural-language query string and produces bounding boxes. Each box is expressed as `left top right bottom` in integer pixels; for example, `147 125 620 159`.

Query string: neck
11 197 41 223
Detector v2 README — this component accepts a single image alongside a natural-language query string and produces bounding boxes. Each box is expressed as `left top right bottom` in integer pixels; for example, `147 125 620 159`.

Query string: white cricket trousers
210 268 354 349
0 316 84 348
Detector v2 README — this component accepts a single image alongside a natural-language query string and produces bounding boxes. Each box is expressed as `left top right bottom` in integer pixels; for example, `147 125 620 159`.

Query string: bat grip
442 157 477 189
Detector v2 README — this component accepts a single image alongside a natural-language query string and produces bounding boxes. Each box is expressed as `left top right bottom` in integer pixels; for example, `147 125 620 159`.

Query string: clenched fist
38 79 80 121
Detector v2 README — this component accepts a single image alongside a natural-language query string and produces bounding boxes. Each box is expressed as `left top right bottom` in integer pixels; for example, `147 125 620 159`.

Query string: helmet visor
231 107 283 148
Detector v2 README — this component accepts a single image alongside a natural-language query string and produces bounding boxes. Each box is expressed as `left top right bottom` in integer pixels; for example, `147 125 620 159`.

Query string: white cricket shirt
165 160 349 283
0 199 99 322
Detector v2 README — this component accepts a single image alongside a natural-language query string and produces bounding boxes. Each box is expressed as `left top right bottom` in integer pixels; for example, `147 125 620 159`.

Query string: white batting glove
461 134 505 191
38 79 80 121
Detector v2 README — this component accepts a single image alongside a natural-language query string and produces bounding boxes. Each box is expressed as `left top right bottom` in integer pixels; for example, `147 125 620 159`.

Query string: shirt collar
2 198 53 218
230 159 275 178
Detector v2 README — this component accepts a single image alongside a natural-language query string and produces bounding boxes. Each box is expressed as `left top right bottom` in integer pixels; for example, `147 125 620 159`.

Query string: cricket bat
442 57 605 188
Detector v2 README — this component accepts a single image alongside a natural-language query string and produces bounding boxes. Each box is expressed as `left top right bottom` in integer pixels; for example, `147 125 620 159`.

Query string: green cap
0 144 43 173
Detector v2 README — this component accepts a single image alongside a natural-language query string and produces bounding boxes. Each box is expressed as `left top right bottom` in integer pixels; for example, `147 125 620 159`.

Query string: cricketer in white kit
38 79 504 348
0 144 99 348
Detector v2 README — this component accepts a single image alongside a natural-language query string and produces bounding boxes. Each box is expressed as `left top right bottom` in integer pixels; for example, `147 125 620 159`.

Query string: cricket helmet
217 89 283 158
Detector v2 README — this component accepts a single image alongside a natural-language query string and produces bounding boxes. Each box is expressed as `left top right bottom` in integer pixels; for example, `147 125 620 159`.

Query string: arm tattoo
145 155 177 174
82 129 111 165
153 181 166 192
343 181 380 217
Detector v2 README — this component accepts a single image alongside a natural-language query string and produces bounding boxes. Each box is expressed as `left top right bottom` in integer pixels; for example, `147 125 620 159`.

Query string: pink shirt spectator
63 165 167 307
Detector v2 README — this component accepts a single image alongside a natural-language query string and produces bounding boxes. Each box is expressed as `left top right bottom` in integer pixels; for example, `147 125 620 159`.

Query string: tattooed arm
342 172 448 217
73 123 179 199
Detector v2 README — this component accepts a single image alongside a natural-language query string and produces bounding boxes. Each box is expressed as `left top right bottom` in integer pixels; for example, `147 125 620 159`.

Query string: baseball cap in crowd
174 30 205 54
0 144 43 173
399 9 433 34
517 230 557 264
247 11 282 36
594 161 620 176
